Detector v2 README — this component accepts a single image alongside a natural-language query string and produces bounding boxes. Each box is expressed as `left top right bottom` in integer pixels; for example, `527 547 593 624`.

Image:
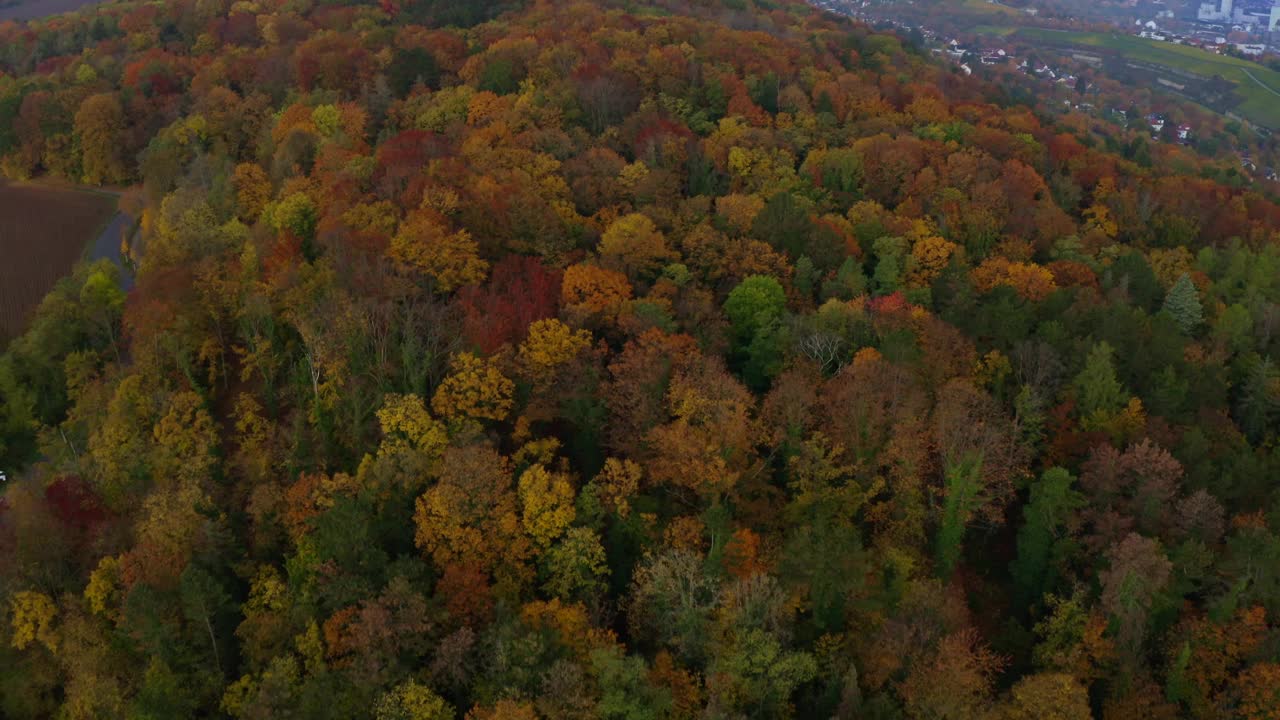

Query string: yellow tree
992 672 1092 720
390 210 488 292
908 235 959 287
150 391 219 487
599 213 675 278
971 257 1058 302
716 193 766 234
375 680 454 720
75 92 126 185
413 446 531 583
233 163 272 221
517 464 576 548
10 590 58 651
592 457 643 518
517 318 592 384
646 358 759 501
375 393 448 460
561 263 632 315
431 352 515 423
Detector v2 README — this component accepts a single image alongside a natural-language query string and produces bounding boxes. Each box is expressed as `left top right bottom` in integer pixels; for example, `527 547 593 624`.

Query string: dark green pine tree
1162 273 1203 334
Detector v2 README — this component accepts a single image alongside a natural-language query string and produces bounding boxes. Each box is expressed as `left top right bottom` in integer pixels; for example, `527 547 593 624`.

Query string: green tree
590 645 673 720
1162 274 1203 334
936 453 984 578
1011 468 1084 609
1074 341 1126 417
871 236 908 295
724 275 786 346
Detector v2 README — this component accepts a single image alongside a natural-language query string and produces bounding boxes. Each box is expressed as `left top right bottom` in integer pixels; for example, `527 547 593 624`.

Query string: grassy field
0 183 117 344
1012 28 1280 127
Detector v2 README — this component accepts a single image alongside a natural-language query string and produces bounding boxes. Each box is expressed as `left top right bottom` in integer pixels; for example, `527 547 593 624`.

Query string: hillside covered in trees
2 0 1280 717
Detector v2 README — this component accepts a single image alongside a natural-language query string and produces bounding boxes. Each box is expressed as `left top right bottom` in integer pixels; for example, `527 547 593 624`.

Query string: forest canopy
1 0 1280 718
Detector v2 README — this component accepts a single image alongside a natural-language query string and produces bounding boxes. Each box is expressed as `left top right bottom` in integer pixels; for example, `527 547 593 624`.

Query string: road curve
87 212 134 291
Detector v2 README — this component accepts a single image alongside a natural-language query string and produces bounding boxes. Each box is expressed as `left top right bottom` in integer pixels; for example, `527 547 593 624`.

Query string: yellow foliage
517 464 577 548
716 193 766 234
375 680 454 720
10 591 58 652
726 145 798 194
432 352 515 423
390 212 488 292
376 393 448 459
341 201 399 236
233 163 271 221
296 620 326 675
999 672 1093 720
151 390 219 486
852 346 883 368
971 257 1058 301
561 263 633 314
245 565 288 613
974 350 1012 390
908 235 959 286
663 515 707 552
1148 246 1195 289
465 699 540 720
1082 203 1117 240
594 457 643 518
520 598 615 658
618 161 651 195
599 213 675 277
512 436 561 466
1083 396 1147 445
84 556 121 617
518 319 591 382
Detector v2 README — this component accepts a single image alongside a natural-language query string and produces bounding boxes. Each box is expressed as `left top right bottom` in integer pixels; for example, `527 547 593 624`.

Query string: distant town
810 0 1280 182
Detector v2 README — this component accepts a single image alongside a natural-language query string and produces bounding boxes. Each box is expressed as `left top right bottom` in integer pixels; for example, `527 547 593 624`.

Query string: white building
1198 0 1233 22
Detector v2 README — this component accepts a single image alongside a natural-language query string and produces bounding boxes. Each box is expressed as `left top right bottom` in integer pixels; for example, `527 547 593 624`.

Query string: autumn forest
1 0 1280 717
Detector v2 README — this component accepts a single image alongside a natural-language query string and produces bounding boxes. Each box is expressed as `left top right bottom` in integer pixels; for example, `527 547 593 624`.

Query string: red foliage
631 115 695 164
215 12 259 46
1043 398 1108 468
1047 260 1099 289
34 56 74 76
44 475 109 534
454 255 562 354
1047 133 1087 167
123 266 195 346
122 50 189 97
373 130 453 208
868 291 909 316
436 562 494 627
263 234 304 283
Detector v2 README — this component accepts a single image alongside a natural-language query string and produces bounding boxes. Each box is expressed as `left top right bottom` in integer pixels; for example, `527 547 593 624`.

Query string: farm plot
0 183 117 343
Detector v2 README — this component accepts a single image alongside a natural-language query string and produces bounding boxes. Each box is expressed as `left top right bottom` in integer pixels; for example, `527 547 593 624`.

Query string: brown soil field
0 182 117 344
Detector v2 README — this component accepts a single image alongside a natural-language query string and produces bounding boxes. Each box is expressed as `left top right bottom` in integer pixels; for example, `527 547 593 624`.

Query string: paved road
87 212 134 291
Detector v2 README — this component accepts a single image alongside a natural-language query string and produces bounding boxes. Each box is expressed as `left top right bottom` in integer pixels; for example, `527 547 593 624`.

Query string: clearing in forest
0 182 117 344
